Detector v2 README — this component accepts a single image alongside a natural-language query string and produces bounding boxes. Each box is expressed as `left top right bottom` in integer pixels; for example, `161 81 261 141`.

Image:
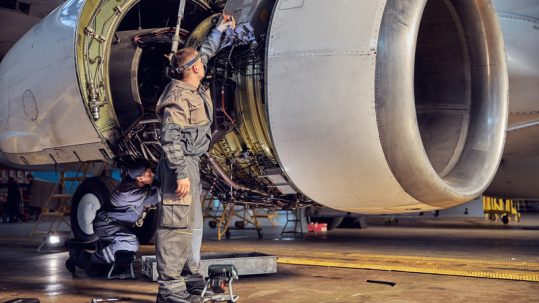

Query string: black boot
185 273 207 296
85 262 111 277
82 253 110 277
65 249 86 274
156 290 203 303
65 252 77 274
75 250 92 270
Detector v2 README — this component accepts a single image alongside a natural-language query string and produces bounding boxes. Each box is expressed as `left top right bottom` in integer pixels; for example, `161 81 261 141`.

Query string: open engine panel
86 0 306 208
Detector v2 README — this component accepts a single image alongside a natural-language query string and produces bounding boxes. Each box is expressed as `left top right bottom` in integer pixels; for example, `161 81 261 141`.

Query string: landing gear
70 177 116 242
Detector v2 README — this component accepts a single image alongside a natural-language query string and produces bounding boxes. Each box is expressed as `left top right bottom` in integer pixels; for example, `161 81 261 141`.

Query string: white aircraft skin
0 0 537 215
486 0 539 199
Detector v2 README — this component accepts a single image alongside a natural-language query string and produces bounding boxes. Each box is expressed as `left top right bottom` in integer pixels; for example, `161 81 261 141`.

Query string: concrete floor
0 215 538 303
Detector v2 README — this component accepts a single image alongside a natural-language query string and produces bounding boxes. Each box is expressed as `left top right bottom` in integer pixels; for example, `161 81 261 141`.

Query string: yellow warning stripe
202 245 539 268
305 252 539 268
277 257 539 282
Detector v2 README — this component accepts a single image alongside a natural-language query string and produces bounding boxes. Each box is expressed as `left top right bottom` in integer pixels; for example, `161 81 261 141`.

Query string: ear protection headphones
167 52 202 79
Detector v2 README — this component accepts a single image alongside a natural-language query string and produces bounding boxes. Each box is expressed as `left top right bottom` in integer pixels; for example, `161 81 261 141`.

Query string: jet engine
0 0 508 214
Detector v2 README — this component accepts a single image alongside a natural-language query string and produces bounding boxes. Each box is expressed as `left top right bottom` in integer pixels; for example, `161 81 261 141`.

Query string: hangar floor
0 215 538 303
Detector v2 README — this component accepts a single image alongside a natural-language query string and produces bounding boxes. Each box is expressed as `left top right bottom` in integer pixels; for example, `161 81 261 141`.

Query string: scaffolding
203 193 279 240
30 162 105 247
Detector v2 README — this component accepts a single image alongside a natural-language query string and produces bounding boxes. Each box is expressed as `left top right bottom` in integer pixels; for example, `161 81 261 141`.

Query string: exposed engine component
116 119 161 164
108 0 297 207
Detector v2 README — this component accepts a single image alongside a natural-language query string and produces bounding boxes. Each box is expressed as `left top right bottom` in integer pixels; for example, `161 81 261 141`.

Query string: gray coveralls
91 180 160 264
155 28 222 296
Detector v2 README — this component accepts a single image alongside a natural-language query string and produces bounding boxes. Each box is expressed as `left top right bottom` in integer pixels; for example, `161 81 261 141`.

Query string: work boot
185 273 207 296
76 250 92 270
65 250 82 274
65 256 76 274
85 263 110 277
69 250 104 277
156 290 203 303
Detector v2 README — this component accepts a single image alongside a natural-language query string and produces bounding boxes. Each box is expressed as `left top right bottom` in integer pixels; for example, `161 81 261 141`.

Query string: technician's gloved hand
217 13 236 32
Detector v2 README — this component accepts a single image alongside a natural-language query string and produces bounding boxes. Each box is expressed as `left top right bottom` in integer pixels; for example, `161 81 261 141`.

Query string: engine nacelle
265 0 507 213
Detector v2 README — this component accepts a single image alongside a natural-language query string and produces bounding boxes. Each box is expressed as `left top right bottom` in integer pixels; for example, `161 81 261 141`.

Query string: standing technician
155 14 235 303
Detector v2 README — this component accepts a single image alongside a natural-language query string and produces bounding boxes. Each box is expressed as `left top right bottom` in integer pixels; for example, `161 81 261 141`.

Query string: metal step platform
142 252 277 281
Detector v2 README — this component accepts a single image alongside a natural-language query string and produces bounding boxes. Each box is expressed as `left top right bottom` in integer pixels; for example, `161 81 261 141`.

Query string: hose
205 153 266 196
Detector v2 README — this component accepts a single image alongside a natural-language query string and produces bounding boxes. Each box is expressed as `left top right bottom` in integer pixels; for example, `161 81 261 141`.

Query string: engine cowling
265 0 508 213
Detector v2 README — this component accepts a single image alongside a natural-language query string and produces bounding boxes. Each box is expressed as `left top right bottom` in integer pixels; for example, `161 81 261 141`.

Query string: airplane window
0 0 16 10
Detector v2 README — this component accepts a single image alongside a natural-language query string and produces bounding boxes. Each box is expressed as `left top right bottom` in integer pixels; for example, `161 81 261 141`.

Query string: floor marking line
290 252 539 267
277 257 539 283
202 247 539 268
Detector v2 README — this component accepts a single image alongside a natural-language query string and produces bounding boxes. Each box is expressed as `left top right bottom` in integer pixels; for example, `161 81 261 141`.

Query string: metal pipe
138 118 160 124
170 0 187 54
88 83 100 120
507 120 539 132
205 153 266 195
141 142 159 162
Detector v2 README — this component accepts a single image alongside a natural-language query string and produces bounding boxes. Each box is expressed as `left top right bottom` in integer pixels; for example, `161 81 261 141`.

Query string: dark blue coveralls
91 179 161 264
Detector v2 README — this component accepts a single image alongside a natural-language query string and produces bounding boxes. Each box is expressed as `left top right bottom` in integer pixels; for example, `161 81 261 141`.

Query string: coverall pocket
188 100 207 125
160 194 192 229
160 204 191 229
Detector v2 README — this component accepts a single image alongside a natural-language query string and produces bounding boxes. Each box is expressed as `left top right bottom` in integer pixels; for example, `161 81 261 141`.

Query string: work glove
217 15 236 32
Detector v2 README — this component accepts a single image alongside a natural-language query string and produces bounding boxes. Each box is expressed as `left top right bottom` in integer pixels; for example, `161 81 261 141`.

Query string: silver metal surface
142 253 277 280
199 252 277 278
376 0 508 207
484 0 539 198
267 0 400 214
507 120 539 133
497 11 539 115
266 0 507 213
171 0 187 53
0 0 107 166
488 155 539 199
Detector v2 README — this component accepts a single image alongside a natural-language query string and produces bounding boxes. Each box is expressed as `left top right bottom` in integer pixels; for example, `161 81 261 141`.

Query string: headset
167 52 201 79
